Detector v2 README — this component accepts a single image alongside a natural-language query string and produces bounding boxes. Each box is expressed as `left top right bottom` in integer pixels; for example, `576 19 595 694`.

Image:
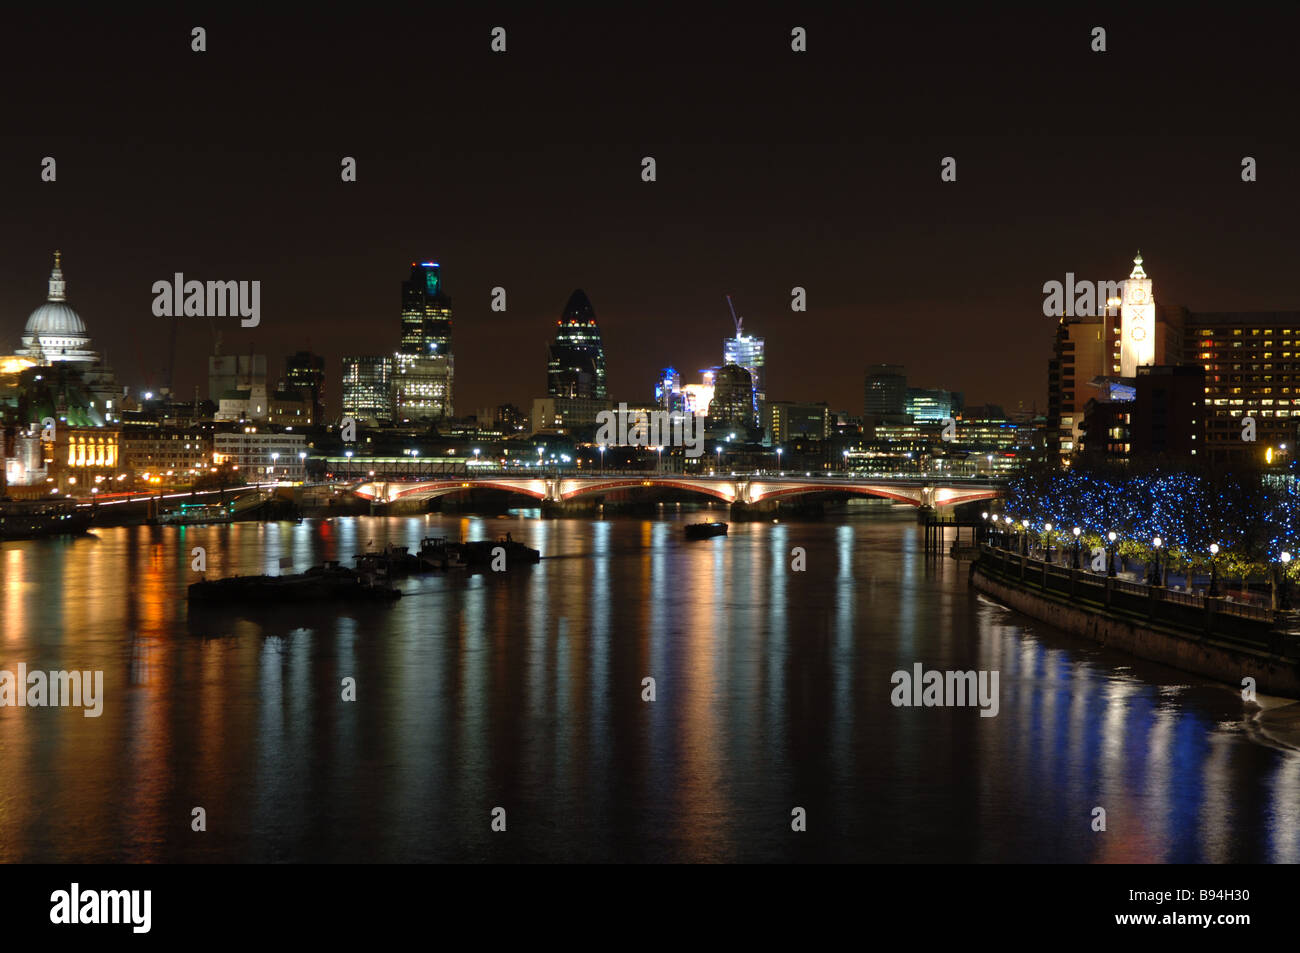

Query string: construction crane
726 295 742 336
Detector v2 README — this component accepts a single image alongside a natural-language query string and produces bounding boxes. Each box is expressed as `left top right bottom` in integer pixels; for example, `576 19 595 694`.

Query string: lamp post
1107 531 1118 577
1021 519 1030 556
1151 537 1163 586
1208 543 1221 597
1072 526 1081 569
1281 551 1293 610
776 447 783 474
981 511 988 546
599 444 606 475
345 449 352 480
1043 523 1053 563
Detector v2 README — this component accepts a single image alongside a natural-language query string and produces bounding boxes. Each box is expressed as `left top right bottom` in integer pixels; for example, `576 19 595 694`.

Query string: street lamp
345 449 353 480
1021 519 1030 556
1151 537 1163 586
599 444 606 474
1208 543 1221 596
657 445 663 473
1072 526 1081 569
776 447 783 474
1043 522 1053 563
1107 531 1118 576
1282 551 1293 610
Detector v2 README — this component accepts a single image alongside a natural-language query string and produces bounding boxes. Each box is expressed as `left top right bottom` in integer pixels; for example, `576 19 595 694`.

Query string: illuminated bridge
351 474 1003 512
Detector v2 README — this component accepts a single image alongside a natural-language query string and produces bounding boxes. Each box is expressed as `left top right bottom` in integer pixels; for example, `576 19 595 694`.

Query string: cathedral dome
17 251 97 364
24 301 87 338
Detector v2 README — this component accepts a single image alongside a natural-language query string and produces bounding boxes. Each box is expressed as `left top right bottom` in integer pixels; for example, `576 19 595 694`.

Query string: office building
547 290 608 399
864 364 907 417
1184 311 1300 463
906 387 962 422
764 401 831 445
284 350 325 423
342 355 394 425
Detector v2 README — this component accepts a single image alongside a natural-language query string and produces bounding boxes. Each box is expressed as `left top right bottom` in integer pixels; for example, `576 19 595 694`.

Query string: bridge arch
559 478 737 504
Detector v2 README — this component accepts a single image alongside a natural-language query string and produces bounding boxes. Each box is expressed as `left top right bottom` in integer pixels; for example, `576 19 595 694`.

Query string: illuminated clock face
1131 327 1147 341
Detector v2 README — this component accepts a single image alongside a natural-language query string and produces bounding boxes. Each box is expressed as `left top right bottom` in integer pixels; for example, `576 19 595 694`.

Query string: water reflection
0 507 1297 862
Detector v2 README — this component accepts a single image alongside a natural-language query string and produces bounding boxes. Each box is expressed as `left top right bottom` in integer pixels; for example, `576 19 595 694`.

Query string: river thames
2 504 1298 862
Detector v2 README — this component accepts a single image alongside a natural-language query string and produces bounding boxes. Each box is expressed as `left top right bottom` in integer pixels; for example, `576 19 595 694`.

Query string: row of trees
1000 460 1300 587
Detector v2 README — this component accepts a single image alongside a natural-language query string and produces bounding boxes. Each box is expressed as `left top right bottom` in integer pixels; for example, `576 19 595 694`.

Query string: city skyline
5 10 1300 420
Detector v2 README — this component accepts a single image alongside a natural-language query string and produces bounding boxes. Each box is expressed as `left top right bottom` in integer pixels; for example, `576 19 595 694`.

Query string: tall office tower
709 363 757 436
400 262 453 356
723 330 765 418
655 366 684 413
395 261 454 420
864 364 907 417
547 289 608 399
284 350 325 423
342 355 394 425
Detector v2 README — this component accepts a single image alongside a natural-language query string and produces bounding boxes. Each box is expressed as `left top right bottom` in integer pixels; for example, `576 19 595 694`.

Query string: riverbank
971 545 1300 698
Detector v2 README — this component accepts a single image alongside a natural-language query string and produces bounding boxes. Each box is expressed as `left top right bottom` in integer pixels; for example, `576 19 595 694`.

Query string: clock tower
1120 251 1155 377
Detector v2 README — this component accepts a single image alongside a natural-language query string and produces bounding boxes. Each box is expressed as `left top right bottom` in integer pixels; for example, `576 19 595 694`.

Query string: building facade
213 429 307 481
342 355 394 425
547 290 608 400
864 364 907 417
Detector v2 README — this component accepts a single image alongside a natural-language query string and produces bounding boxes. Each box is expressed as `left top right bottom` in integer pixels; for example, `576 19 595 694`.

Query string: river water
2 503 1298 862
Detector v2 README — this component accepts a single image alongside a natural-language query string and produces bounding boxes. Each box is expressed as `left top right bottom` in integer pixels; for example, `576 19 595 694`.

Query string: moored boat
0 499 92 539
684 521 728 540
188 561 401 604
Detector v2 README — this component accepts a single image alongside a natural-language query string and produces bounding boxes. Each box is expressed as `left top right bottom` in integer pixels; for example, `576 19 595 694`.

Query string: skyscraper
342 355 394 426
723 300 764 419
395 261 454 421
284 350 325 423
655 366 684 413
709 363 757 437
547 289 608 399
864 364 907 417
401 262 453 357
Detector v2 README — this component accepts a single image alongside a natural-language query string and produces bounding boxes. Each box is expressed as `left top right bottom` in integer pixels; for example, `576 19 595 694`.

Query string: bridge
351 474 1003 511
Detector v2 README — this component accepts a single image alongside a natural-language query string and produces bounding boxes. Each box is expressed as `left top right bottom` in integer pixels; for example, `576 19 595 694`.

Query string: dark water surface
2 505 1297 862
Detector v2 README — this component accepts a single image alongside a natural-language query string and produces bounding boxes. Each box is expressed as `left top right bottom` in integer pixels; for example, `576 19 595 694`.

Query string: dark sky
3 7 1299 418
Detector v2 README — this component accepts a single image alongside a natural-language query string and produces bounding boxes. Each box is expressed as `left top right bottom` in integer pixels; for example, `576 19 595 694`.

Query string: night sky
3 7 1299 418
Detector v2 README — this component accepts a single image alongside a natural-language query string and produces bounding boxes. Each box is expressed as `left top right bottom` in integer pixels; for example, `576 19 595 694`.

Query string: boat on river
684 521 728 540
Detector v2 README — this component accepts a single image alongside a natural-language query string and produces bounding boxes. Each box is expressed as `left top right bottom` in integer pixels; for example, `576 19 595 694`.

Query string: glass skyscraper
396 262 454 420
401 262 453 356
342 355 394 425
723 332 764 418
547 289 608 399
